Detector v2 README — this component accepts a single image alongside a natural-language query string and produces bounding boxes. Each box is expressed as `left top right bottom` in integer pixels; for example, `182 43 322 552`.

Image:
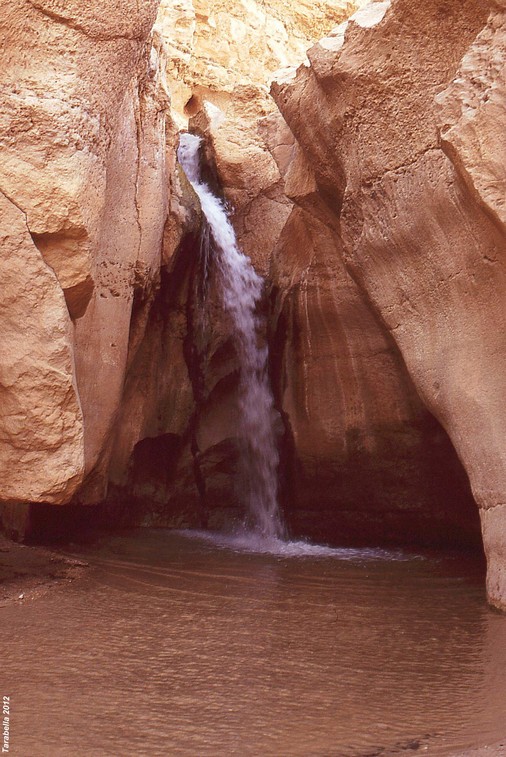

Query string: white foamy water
175 529 421 560
177 133 286 540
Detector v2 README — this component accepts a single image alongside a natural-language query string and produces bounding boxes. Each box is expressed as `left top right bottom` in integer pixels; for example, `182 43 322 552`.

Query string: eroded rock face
0 0 371 529
435 7 506 232
1 0 503 612
0 193 83 505
72 39 171 502
271 0 506 605
171 79 478 550
155 0 368 121
181 46 479 550
268 203 479 547
0 0 169 509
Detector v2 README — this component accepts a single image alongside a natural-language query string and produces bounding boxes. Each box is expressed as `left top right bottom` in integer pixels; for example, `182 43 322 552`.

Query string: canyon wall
271 0 506 606
1 0 368 536
0 0 171 521
1 0 504 606
188 95 479 548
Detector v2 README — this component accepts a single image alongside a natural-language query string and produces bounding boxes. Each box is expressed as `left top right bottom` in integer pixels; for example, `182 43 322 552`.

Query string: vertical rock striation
271 0 506 606
0 0 170 513
188 31 479 551
1 0 504 612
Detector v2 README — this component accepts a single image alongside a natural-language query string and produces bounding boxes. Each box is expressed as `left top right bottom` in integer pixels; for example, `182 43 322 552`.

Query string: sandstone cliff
0 0 169 513
1 0 505 611
2 0 368 536
155 0 367 122
192 114 479 548
271 0 506 606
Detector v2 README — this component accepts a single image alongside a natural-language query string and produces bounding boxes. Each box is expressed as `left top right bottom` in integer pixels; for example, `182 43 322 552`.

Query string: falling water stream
178 132 285 542
2 135 505 757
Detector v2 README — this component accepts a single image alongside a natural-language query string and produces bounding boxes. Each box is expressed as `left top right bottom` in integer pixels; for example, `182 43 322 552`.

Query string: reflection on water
1 530 506 756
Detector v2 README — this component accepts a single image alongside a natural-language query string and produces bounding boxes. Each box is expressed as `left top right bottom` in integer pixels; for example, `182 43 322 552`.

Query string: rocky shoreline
0 535 88 607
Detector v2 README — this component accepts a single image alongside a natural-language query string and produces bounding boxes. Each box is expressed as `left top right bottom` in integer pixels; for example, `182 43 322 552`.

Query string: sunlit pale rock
0 0 168 507
155 0 368 120
435 6 506 232
0 193 83 504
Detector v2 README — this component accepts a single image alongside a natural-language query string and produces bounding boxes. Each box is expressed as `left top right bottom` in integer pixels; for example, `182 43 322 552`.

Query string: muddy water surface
1 530 506 756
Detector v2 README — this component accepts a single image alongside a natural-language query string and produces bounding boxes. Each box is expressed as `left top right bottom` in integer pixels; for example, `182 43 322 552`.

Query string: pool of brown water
1 529 505 756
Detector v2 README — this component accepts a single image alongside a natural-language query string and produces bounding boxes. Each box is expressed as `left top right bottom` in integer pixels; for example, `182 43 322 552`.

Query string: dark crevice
267 278 483 552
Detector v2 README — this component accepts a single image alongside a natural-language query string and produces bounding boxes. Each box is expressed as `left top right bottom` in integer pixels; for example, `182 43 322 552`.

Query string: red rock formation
1 0 504 613
0 0 169 511
172 85 479 550
268 203 478 547
271 0 506 606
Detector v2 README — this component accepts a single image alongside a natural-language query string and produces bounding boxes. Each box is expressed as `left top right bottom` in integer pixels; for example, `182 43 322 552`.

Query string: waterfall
177 132 286 541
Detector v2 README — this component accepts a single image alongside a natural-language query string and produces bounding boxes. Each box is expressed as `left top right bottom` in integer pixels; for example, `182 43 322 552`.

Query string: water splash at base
175 529 421 561
178 132 286 541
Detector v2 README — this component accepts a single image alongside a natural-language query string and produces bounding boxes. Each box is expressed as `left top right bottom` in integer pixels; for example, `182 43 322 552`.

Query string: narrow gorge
177 131 285 541
1 0 506 754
